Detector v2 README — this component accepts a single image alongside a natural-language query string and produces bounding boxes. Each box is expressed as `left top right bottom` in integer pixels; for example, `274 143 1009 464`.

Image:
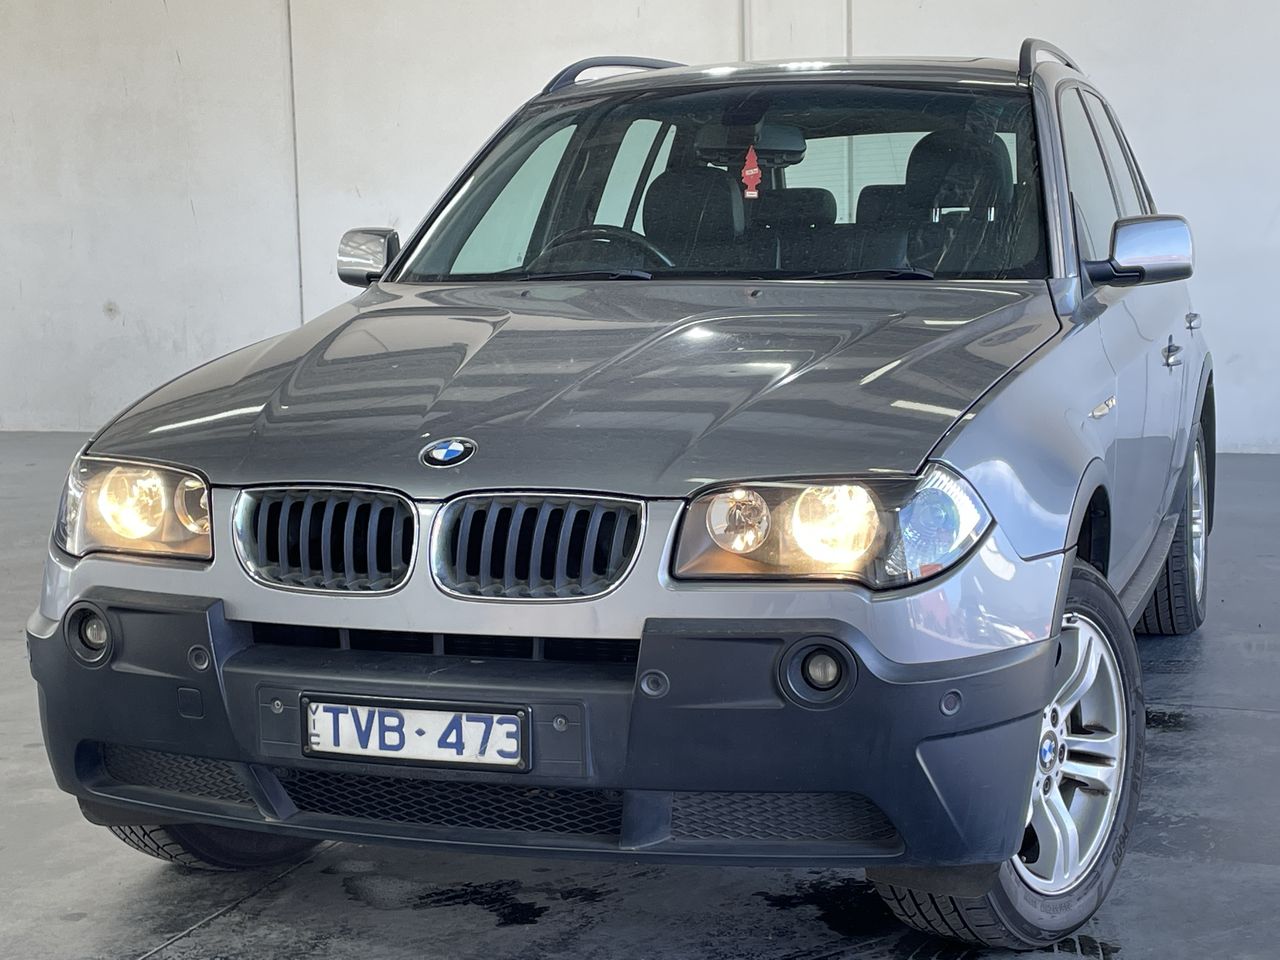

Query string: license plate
302 697 525 769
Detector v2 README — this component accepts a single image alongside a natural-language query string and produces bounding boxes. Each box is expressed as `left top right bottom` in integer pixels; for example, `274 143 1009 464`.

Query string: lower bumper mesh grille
278 768 624 838
670 791 898 845
94 748 897 851
100 744 254 805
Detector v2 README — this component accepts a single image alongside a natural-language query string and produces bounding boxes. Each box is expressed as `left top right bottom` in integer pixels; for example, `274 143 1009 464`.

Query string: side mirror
1085 215 1193 287
337 228 400 287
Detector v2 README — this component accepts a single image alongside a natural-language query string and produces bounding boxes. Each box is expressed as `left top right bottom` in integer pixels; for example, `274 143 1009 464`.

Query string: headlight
673 464 990 589
705 488 770 553
54 455 212 560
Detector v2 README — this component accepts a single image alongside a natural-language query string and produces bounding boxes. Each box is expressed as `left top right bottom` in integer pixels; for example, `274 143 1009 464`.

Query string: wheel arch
1065 459 1112 579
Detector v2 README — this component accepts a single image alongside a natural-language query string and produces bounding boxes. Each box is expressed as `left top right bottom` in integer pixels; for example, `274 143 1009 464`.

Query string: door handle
1090 395 1117 419
1162 336 1183 368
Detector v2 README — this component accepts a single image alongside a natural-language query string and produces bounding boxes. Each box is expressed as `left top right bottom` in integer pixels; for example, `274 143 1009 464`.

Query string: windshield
396 82 1047 283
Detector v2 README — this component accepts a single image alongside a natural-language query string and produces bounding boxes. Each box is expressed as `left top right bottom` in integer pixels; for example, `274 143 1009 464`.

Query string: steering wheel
533 225 674 268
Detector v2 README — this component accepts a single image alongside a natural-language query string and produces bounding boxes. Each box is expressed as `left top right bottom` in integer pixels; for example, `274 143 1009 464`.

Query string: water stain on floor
341 871 618 927
755 876 900 940
1145 708 1194 732
1050 933 1123 958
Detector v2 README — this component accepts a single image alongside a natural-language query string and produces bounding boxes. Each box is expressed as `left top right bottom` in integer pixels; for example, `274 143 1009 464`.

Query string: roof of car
540 57 1032 100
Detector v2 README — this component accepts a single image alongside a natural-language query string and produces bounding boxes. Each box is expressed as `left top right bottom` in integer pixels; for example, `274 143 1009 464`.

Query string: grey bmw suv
28 39 1212 949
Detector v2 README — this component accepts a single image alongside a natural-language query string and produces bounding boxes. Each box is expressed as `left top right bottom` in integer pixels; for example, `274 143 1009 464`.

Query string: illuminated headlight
54 455 212 560
673 464 990 588
706 488 770 553
791 484 879 566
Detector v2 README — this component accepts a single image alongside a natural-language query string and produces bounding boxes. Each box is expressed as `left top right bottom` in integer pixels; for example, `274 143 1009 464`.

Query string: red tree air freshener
740 144 761 199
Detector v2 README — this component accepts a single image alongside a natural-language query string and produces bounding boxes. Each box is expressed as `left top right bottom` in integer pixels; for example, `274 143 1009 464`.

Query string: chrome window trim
429 491 648 603
231 485 420 596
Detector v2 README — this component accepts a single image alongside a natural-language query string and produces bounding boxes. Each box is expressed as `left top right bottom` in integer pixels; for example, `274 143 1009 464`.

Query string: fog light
781 638 856 707
79 614 110 650
802 650 841 690
66 604 112 665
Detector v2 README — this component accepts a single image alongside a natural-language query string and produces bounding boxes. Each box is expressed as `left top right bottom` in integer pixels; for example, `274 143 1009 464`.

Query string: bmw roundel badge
421 437 476 468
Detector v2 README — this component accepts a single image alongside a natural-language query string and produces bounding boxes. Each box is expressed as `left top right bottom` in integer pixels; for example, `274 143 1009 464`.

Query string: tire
108 822 318 871
1136 423 1210 635
875 561 1145 950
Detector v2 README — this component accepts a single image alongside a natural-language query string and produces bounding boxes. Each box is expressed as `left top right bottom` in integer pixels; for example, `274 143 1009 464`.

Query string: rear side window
1081 92 1144 217
1058 89 1120 261
787 132 1019 223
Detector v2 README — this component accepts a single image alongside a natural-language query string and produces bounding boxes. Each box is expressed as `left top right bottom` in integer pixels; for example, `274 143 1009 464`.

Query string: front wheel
108 822 318 871
876 561 1144 949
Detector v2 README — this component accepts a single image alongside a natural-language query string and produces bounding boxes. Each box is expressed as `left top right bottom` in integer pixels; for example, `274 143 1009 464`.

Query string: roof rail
1018 38 1081 80
542 56 684 95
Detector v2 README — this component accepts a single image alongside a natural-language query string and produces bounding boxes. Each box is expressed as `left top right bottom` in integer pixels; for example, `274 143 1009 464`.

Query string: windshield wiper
509 269 653 282
799 267 936 281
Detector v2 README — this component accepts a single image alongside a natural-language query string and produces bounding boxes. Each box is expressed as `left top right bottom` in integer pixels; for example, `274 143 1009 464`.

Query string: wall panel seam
285 0 305 326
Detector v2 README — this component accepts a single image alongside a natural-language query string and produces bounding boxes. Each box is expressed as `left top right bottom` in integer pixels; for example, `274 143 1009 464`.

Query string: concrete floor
2 431 1277 960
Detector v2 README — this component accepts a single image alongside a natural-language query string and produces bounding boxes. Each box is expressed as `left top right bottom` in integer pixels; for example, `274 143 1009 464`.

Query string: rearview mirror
1084 215 1192 287
337 228 400 287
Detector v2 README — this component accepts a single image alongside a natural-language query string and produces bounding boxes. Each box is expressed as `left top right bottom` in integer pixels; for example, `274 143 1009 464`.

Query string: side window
451 124 576 273
595 120 674 234
1081 92 1144 217
1058 89 1120 262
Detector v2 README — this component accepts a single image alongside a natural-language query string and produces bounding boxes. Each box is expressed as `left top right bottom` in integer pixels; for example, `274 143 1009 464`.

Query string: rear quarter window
786 132 1019 223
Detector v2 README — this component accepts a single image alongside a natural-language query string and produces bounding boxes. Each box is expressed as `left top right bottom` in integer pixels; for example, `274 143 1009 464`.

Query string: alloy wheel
1013 612 1127 895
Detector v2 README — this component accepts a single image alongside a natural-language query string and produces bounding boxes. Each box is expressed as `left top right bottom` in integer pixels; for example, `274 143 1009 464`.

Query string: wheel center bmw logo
421 437 476 468
1038 732 1059 772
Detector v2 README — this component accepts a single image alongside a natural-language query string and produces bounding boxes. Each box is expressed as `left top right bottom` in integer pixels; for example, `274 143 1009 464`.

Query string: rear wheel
1137 424 1209 635
108 823 317 871
875 562 1144 949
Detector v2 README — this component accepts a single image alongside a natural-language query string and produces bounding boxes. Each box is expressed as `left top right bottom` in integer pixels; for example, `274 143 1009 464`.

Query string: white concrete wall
0 0 302 430
1 0 1272 450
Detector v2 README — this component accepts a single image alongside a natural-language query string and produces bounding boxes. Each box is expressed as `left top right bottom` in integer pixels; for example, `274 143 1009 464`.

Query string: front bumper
29 585 1057 867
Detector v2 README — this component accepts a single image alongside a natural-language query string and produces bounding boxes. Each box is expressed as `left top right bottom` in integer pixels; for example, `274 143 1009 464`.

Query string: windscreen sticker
740 144 761 199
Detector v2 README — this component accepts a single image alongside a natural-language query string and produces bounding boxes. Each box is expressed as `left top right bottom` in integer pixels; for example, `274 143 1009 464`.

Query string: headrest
642 167 745 248
856 184 903 223
903 130 1013 212
752 188 837 228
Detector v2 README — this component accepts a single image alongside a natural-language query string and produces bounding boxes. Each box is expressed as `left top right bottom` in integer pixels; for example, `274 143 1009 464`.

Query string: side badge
421 437 477 468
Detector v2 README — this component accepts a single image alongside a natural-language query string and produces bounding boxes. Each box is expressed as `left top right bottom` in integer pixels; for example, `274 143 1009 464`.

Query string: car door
1057 86 1185 590
1082 91 1191 512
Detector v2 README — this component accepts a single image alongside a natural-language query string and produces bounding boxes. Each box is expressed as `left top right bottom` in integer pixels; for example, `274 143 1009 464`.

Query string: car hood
90 280 1058 498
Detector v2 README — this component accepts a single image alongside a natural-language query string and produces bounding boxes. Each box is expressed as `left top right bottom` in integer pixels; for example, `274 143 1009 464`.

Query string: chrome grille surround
233 487 417 593
430 492 645 601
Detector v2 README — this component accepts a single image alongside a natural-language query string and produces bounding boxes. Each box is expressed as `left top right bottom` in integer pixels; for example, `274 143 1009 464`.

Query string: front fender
936 309 1116 561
